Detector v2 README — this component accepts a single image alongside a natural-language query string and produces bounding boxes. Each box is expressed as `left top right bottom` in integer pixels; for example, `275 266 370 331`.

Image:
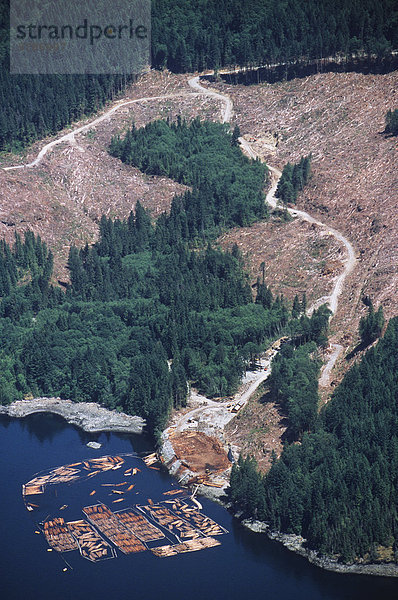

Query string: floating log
142 454 158 466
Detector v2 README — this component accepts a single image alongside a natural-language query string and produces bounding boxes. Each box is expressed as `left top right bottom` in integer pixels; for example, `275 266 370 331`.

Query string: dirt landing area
170 431 230 474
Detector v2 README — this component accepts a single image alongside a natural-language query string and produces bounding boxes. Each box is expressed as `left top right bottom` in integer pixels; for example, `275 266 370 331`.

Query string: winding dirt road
177 73 357 428
188 76 233 123
190 73 356 321
2 92 200 171
192 74 358 395
3 70 356 406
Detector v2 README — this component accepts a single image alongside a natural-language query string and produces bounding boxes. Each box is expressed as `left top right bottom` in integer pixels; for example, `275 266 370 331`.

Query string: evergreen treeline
0 1 133 151
3 1 397 151
0 231 59 315
267 342 320 440
0 70 131 151
228 316 398 563
110 118 268 231
0 209 290 436
152 0 398 72
385 109 398 136
275 156 311 205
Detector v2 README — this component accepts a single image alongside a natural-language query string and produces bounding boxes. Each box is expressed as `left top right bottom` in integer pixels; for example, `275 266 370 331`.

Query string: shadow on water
230 516 398 600
18 412 69 443
4 411 154 453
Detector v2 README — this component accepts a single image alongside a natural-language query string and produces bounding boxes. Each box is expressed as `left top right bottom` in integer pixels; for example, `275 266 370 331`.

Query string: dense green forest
228 316 398 563
0 70 132 151
110 118 267 232
152 0 398 72
0 214 288 436
267 342 321 440
275 156 311 205
0 200 330 438
385 108 398 135
1 0 398 150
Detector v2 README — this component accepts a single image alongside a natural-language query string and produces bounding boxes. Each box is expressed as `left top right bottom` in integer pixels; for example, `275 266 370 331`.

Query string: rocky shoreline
240 519 398 578
159 431 398 578
0 397 145 435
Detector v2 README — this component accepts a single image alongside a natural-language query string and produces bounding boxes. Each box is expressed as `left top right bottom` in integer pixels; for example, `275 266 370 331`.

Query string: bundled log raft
43 518 78 552
151 537 221 558
23 484 44 496
83 503 146 554
137 504 200 540
115 509 164 542
67 520 115 562
22 455 126 499
161 499 228 536
25 454 228 564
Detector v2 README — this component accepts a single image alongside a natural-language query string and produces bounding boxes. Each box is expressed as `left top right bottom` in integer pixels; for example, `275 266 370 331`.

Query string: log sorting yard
21 454 228 566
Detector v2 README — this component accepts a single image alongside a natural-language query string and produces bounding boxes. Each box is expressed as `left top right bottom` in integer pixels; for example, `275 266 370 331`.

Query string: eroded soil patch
170 431 230 474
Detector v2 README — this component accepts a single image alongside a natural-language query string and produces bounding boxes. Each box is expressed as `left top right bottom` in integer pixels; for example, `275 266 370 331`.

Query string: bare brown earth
218 216 344 308
215 71 398 348
224 385 287 472
170 431 230 474
0 70 222 281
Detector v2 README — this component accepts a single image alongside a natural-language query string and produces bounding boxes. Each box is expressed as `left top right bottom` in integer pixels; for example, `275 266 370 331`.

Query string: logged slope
0 72 221 280
217 71 397 345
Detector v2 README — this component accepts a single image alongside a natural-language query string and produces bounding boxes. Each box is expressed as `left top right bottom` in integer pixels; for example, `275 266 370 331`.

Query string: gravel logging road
3 70 356 409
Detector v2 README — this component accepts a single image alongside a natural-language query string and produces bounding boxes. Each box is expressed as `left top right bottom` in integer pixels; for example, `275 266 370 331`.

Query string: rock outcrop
0 397 145 434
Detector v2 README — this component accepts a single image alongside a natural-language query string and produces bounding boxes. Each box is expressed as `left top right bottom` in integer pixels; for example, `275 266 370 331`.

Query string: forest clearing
3 64 395 478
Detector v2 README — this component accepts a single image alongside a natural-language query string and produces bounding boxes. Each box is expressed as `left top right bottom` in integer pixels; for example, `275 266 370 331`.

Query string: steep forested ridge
229 317 398 563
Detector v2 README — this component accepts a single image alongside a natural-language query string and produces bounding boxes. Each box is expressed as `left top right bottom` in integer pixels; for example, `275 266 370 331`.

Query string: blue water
1 414 396 600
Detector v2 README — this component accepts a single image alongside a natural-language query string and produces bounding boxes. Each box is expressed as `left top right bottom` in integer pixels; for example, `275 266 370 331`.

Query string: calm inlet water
0 414 396 600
